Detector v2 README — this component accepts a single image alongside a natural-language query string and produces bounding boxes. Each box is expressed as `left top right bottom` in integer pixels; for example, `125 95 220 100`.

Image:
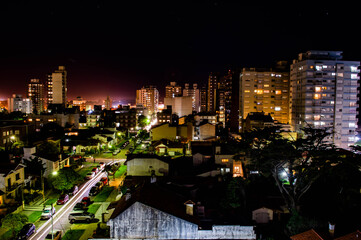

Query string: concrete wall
151 124 177 141
127 158 169 176
108 202 256 239
108 202 199 239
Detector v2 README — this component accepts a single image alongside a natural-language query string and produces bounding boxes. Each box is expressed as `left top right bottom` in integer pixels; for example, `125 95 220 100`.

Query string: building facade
47 66 67 106
239 62 290 131
207 73 218 112
136 86 159 115
183 83 201 112
8 94 32 114
291 50 360 149
27 78 44 114
165 82 182 98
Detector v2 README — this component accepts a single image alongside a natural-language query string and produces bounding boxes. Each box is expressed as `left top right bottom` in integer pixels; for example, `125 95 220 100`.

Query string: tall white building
136 86 159 115
47 66 67 106
164 96 193 117
8 94 32 114
183 83 200 112
291 50 360 149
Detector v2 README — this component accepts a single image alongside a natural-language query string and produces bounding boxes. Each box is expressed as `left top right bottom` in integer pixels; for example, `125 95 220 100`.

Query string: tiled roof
335 230 361 240
291 229 324 240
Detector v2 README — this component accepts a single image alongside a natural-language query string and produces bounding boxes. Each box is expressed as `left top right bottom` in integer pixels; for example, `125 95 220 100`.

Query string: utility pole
51 202 54 240
41 169 45 201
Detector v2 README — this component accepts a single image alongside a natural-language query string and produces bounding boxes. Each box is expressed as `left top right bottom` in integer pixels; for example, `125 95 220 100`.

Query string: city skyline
0 3 360 101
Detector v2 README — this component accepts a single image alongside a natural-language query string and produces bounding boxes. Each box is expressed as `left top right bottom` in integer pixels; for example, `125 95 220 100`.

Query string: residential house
0 163 26 205
25 148 70 177
243 112 274 132
151 139 184 156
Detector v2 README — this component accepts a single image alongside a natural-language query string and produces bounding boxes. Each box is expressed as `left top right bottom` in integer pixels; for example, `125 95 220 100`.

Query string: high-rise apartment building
27 78 44 113
291 50 360 149
165 82 182 98
8 94 32 114
136 86 159 115
207 73 218 112
200 86 207 112
104 96 112 110
183 83 200 112
239 62 290 130
47 66 67 106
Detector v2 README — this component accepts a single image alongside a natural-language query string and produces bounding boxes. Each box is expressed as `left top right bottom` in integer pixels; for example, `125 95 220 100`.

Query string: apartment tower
47 66 67 107
183 83 200 112
27 78 44 113
239 62 290 131
165 82 182 98
291 50 360 149
136 86 159 115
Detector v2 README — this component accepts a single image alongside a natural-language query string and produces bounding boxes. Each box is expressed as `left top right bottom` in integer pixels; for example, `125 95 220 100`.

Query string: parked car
96 181 104 190
41 206 56 220
57 194 69 205
85 171 95 180
68 212 95 223
17 223 35 240
45 230 62 240
99 162 105 169
89 186 99 196
81 197 92 207
92 167 99 174
100 177 108 185
72 202 87 212
68 185 79 196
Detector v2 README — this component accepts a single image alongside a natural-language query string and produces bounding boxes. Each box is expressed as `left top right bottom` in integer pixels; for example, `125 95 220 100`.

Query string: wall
108 202 199 239
151 124 177 141
127 158 169 176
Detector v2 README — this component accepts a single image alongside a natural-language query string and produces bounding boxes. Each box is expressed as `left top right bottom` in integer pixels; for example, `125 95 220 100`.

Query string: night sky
0 2 360 103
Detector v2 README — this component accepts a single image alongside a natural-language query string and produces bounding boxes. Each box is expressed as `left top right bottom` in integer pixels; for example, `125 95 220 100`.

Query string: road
29 170 106 240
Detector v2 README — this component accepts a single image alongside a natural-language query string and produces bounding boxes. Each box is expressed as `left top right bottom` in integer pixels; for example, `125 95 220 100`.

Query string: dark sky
0 2 359 103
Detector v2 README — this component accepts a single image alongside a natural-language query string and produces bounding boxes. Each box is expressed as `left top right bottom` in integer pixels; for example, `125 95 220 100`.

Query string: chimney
125 189 131 201
329 222 335 238
184 200 195 216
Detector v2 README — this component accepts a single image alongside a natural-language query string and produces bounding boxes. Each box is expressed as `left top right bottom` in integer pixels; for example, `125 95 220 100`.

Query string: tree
137 115 149 128
36 140 60 156
49 167 81 192
1 213 28 238
242 126 342 212
24 156 46 176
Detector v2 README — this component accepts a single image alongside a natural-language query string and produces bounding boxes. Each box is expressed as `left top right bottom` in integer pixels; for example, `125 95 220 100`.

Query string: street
29 170 106 240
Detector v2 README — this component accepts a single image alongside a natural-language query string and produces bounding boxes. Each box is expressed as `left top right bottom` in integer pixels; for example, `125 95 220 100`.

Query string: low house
0 163 26 205
125 154 170 177
107 183 256 239
151 139 184 156
243 112 274 132
30 152 70 178
197 122 216 140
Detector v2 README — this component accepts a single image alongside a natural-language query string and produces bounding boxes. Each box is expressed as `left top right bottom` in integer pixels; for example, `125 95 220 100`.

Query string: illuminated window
264 90 270 93
275 106 281 111
244 90 250 93
314 115 321 121
256 89 263 94
275 90 281 95
314 94 321 99
221 159 229 163
315 87 321 92
351 66 358 72
264 84 269 88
